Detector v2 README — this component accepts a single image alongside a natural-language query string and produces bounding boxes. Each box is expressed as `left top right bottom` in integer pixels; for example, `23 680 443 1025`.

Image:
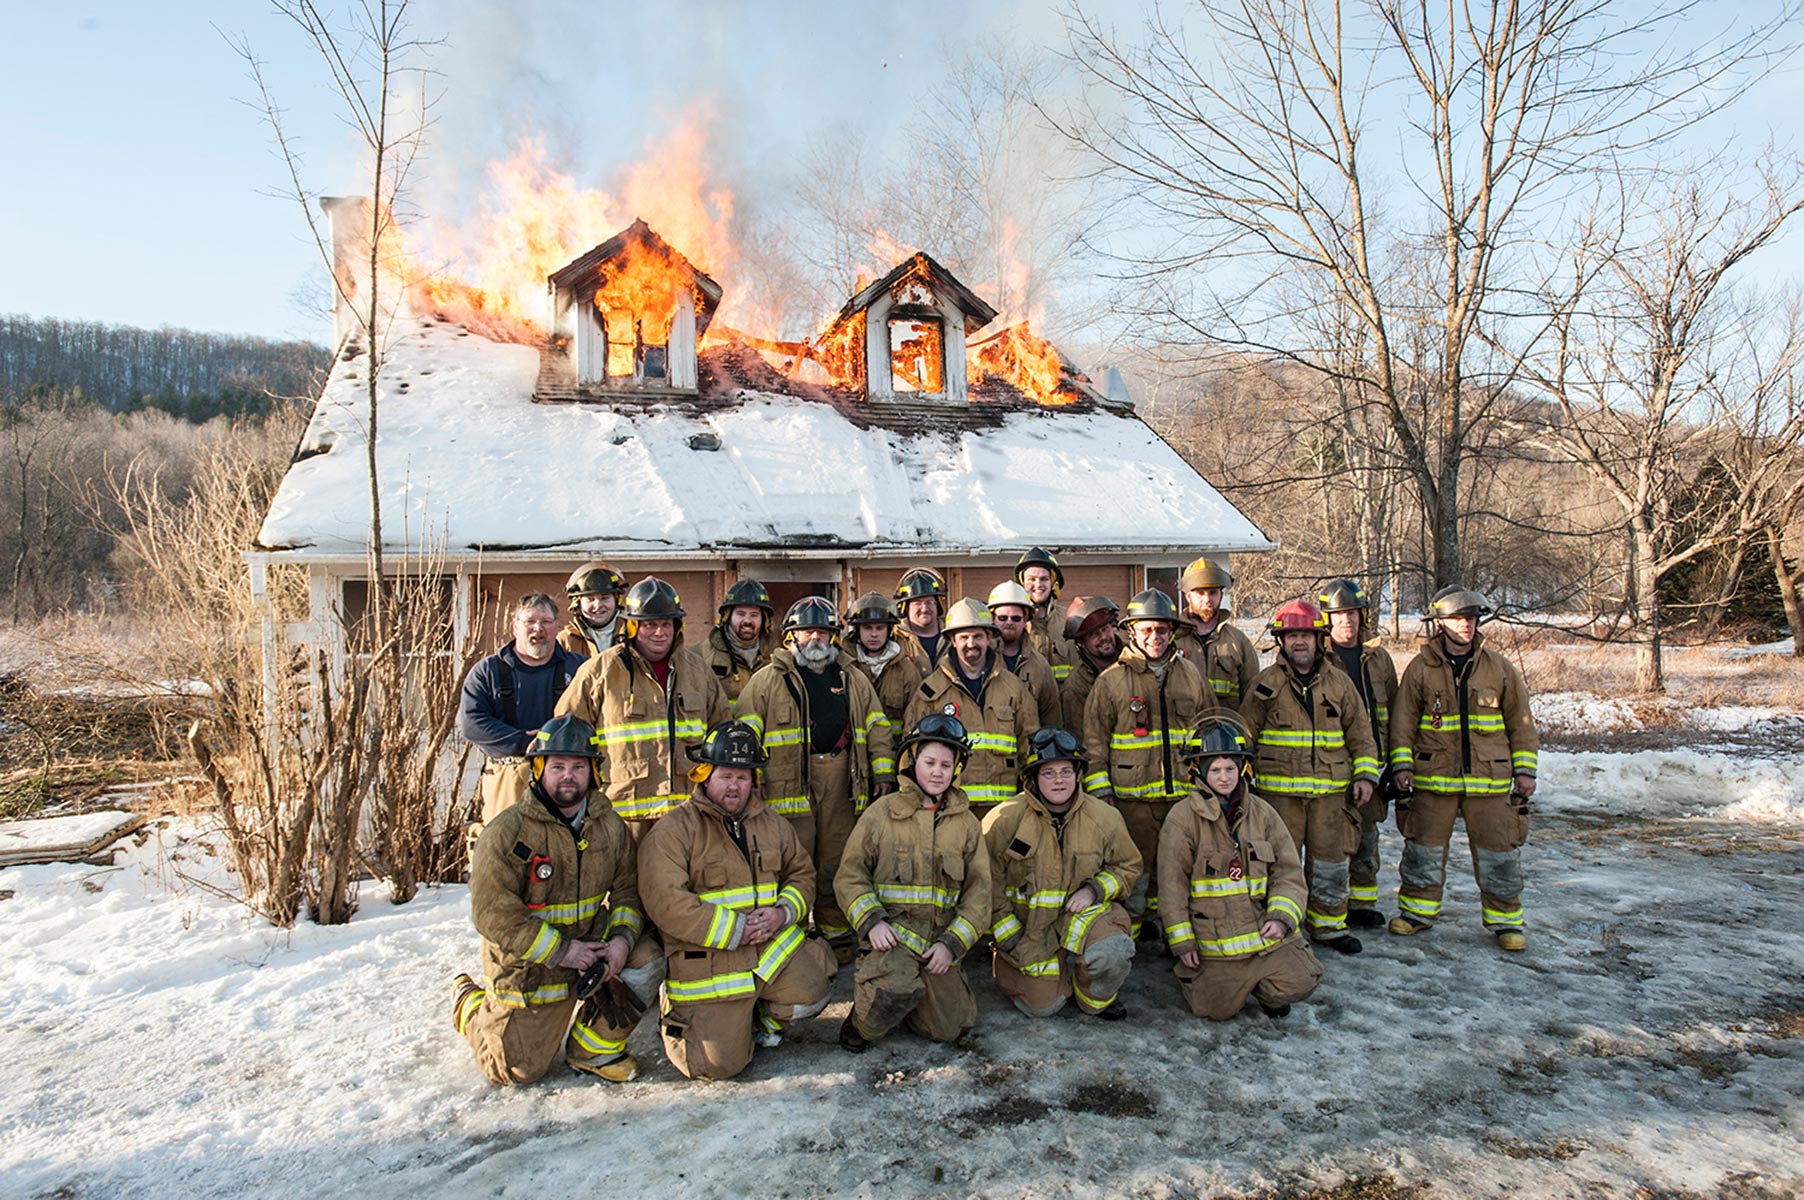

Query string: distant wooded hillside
0 313 329 420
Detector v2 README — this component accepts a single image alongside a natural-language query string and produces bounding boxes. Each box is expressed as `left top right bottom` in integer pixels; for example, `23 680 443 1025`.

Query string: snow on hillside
2 743 1801 1199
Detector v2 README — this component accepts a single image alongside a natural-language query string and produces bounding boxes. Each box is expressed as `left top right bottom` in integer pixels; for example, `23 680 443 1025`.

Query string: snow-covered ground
3 742 1802 1198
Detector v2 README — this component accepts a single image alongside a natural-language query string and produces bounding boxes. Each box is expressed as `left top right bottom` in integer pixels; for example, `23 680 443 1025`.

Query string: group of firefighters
451 549 1539 1086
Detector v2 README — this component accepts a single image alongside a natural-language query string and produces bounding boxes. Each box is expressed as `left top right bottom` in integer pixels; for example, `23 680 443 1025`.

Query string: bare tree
1517 164 1804 690
1057 0 1794 591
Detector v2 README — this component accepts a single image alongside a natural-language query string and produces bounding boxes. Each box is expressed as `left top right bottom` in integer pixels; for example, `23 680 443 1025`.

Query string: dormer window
547 220 722 395
816 252 997 403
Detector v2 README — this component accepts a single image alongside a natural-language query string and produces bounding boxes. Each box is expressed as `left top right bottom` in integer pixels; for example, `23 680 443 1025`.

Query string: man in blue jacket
460 593 588 827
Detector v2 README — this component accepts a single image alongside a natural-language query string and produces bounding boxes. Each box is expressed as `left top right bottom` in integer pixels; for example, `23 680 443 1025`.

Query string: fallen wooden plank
0 811 147 868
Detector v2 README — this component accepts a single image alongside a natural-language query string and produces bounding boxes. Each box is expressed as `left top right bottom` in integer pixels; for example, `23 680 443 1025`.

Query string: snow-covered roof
255 318 1274 559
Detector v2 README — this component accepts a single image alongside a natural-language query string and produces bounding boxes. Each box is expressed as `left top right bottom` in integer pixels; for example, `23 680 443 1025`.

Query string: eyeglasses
1028 727 1081 757
1037 764 1078 781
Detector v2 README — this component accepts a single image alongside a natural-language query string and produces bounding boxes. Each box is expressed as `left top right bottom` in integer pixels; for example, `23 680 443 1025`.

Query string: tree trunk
1769 522 1804 658
1632 518 1666 693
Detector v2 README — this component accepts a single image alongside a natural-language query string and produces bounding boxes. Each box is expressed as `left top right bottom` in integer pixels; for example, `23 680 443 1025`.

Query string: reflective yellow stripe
1005 886 1068 910
1193 928 1272 957
967 732 1018 754
611 791 687 820
1268 894 1303 927
888 921 932 955
1017 955 1062 977
605 906 643 938
763 793 811 815
945 915 978 951
1391 747 1414 767
1412 774 1513 795
1094 870 1123 902
871 757 896 776
525 923 561 965
755 923 805 980
963 783 1014 804
1083 769 1111 792
1163 921 1194 946
1348 883 1379 902
777 884 809 924
1482 904 1525 926
1398 894 1440 917
490 982 571 1007
537 893 606 925
992 912 1025 942
1253 773 1350 796
1257 730 1347 748
570 1021 627 1056
1511 751 1537 772
703 905 740 950
1210 677 1242 699
1109 733 1168 752
697 883 781 910
1415 715 1507 732
1306 907 1347 931
848 892 884 927
761 728 806 748
602 719 667 744
877 883 960 907
1061 902 1105 953
1352 756 1382 777
1051 663 1072 681
1189 876 1269 900
666 970 757 1003
455 988 483 1033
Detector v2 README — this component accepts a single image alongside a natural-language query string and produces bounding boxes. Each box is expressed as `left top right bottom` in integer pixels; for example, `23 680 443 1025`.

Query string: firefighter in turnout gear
1318 578 1399 928
637 721 838 1080
983 727 1142 1019
737 597 897 961
704 578 777 716
1059 596 1121 736
987 580 1063 729
1159 718 1322 1020
1388 586 1539 952
903 598 1036 815
893 567 949 671
559 562 627 658
845 591 926 729
1172 558 1262 713
1241 599 1381 953
555 577 728 836
835 714 992 1052
451 716 662 1085
1081 589 1214 938
459 593 586 826
1014 546 1073 681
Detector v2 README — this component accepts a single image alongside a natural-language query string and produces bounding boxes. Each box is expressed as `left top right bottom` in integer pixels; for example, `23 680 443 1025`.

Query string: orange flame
970 322 1081 405
402 115 735 344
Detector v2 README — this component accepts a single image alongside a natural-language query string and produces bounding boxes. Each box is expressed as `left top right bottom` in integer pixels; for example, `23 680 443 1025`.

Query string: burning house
251 207 1273 660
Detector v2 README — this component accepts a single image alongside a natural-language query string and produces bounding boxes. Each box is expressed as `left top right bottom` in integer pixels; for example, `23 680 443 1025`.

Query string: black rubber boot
1346 908 1387 929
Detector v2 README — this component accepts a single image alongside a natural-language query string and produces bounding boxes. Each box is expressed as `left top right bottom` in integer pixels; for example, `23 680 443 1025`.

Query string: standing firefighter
1014 546 1073 681
638 720 838 1080
1242 599 1380 953
836 714 992 1053
559 562 627 658
1082 589 1214 939
451 715 660 1085
556 577 728 836
845 591 926 728
738 597 897 961
1059 596 1122 733
894 567 950 671
704 578 777 716
904 598 1037 815
1173 558 1262 713
459 593 586 825
1159 719 1322 1021
1318 578 1399 928
987 580 1064 729
983 727 1141 1019
1389 587 1539 951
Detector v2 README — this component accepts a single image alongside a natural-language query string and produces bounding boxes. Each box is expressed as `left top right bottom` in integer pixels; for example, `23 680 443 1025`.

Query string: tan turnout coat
982 789 1142 976
1391 631 1538 795
469 787 644 1008
737 649 898 820
1158 788 1307 958
1241 657 1382 801
836 780 992 960
1081 646 1214 801
1174 615 1262 712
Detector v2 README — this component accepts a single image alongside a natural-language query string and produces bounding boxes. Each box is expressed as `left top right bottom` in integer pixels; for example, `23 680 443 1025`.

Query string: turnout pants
1349 796 1386 912
1117 798 1178 936
1266 792 1361 938
659 937 837 1081
993 903 1135 1017
795 751 858 947
1395 788 1528 930
852 945 977 1043
1174 934 1323 1021
476 757 533 823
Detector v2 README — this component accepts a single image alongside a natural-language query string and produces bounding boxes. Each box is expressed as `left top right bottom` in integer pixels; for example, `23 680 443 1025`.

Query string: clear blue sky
2 1 1796 345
